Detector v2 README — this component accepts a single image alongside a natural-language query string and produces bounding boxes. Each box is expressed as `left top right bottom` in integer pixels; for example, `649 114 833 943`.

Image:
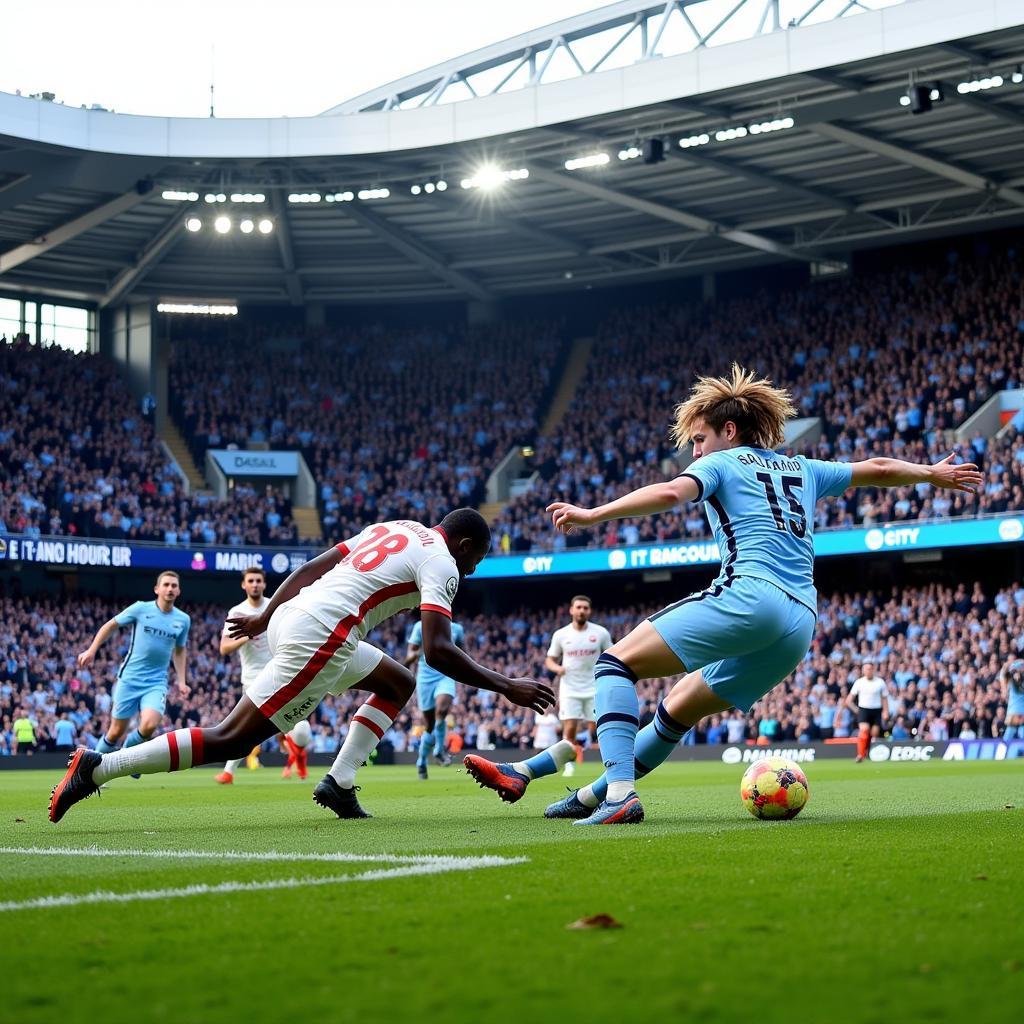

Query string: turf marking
0 847 527 913
0 844 514 866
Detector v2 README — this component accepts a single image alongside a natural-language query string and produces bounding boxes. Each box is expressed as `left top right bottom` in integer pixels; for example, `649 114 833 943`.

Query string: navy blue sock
594 653 640 799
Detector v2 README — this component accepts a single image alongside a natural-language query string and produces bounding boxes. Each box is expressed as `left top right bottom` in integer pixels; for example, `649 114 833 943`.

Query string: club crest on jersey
445 577 458 601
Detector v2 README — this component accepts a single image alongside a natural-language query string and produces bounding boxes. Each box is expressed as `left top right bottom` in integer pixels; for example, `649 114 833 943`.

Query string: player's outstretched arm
420 611 555 712
848 454 982 492
226 545 345 639
547 475 701 534
76 617 120 668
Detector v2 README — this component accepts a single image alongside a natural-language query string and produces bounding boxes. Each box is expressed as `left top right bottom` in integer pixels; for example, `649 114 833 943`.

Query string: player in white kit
545 596 613 776
845 661 887 762
215 567 273 784
50 509 554 823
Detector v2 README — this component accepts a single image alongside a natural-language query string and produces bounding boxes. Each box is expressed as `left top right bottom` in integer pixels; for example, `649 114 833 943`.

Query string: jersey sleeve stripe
336 542 350 556
677 471 704 501
420 603 453 619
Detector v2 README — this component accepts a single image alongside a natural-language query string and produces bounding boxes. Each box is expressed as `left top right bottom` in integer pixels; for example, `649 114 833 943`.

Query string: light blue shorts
112 679 167 721
649 576 816 712
416 671 457 712
1008 697 1024 718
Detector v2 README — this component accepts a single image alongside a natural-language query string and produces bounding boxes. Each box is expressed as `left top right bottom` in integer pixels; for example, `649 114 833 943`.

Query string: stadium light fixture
714 126 748 142
957 75 1004 93
157 302 238 315
748 116 795 135
564 153 609 171
678 133 710 149
357 187 390 200
214 215 231 234
618 146 642 161
240 219 254 234
257 218 274 234
436 180 448 191
1013 65 1023 85
460 166 528 190
162 189 200 202
230 193 266 203
184 217 202 232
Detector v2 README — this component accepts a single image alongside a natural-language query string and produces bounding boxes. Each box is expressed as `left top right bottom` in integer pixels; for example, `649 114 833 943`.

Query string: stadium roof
1 0 1023 307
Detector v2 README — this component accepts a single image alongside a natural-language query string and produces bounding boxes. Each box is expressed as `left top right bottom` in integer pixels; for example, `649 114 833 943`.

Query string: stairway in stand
540 336 593 436
159 419 209 493
292 506 324 544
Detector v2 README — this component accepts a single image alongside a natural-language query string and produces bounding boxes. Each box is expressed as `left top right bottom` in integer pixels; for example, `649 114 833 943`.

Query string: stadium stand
0 336 306 546
493 247 1024 551
167 320 562 540
3 581 1021 756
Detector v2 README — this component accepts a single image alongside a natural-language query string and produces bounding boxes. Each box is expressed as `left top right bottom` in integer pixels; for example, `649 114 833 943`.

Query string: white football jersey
286 520 460 642
850 675 887 709
547 621 614 697
223 597 272 687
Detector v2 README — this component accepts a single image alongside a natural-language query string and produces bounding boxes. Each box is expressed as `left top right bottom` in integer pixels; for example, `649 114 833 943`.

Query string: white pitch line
0 845 510 866
0 855 527 913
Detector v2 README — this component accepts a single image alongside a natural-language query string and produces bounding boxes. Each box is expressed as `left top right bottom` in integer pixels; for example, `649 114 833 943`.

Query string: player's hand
928 453 983 493
76 649 95 669
501 677 556 713
227 612 269 640
547 502 597 534
177 679 191 698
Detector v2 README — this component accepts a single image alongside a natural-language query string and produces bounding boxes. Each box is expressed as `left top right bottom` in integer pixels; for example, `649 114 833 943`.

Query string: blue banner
0 536 315 575
1 514 1021 578
472 514 1024 580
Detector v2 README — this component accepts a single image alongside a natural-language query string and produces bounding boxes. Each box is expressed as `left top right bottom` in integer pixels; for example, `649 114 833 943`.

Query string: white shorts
247 605 384 731
559 693 596 722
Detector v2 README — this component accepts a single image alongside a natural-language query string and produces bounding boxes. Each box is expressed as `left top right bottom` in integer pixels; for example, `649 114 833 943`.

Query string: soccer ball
288 720 312 749
740 757 809 820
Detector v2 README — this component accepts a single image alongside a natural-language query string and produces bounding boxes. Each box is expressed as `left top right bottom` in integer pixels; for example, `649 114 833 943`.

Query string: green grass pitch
2 760 1022 1024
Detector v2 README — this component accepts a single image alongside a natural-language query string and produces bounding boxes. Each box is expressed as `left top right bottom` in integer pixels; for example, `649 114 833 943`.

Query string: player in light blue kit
77 571 190 771
406 617 465 778
1002 657 1024 740
534 365 982 825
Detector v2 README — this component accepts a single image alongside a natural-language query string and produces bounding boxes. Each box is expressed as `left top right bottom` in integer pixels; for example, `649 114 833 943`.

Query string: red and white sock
328 696 400 789
92 728 206 785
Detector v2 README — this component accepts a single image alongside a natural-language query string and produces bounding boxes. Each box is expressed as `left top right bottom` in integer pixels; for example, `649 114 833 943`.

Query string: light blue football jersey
408 619 464 686
680 447 852 613
114 600 191 686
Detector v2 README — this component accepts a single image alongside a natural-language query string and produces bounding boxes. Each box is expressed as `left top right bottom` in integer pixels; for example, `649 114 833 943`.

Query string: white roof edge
0 0 1015 160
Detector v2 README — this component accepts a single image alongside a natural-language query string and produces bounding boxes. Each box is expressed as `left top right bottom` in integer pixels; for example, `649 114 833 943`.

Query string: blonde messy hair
669 363 796 451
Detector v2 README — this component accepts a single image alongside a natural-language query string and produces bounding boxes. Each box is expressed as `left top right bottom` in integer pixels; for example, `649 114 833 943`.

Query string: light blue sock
433 716 448 756
594 653 640 799
1004 725 1018 741
417 730 433 767
123 729 146 749
96 736 120 754
514 740 576 780
582 701 691 805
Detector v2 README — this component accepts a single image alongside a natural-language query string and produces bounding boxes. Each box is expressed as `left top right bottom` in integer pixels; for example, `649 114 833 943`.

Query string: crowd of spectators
4 579 1022 757
0 336 304 547
492 247 1024 551
169 320 561 541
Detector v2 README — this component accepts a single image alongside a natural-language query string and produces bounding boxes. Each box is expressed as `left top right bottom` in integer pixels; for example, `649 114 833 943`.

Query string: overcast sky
0 0 610 118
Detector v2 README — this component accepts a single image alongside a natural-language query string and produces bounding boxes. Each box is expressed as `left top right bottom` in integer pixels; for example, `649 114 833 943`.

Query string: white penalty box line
0 845 527 913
